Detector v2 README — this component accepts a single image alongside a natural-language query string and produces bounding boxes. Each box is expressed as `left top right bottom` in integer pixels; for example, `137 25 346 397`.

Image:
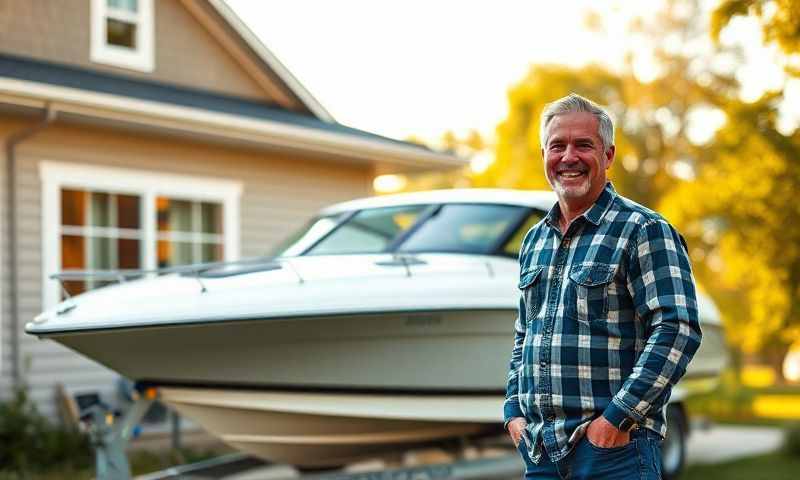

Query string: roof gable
0 0 330 119
180 0 332 120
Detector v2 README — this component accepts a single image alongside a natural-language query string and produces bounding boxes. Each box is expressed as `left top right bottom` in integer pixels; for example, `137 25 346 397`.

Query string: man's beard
548 174 591 199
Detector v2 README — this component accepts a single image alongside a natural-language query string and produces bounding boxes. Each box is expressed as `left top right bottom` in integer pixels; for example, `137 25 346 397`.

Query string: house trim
39 161 242 309
178 0 304 114
90 0 155 73
205 0 335 122
0 77 465 171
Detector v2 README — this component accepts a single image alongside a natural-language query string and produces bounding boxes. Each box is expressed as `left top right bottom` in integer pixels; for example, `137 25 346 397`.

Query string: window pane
59 188 143 298
117 194 140 229
158 240 193 268
308 206 427 255
157 197 192 232
89 237 113 270
90 192 111 227
503 210 545 256
63 280 86 297
201 243 223 263
107 18 136 48
107 0 138 12
398 205 526 255
62 235 85 269
61 189 86 226
118 238 140 269
200 202 222 234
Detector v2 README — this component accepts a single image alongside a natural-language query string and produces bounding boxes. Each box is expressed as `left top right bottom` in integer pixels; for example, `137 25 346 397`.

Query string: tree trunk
762 341 791 385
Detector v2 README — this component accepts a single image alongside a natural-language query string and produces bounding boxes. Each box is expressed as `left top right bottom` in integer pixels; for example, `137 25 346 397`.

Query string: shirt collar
545 182 617 230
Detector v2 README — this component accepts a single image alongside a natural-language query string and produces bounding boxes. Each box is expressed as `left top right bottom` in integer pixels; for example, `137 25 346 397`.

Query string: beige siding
0 116 372 417
0 0 283 103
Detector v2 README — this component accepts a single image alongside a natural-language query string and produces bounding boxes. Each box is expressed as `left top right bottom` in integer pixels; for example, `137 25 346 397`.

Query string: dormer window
91 0 154 72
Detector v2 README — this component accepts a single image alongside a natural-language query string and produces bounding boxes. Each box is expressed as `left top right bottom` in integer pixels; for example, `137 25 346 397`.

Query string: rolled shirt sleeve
602 218 703 429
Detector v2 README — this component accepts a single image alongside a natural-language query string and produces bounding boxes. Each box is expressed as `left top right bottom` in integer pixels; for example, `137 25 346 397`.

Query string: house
0 0 463 421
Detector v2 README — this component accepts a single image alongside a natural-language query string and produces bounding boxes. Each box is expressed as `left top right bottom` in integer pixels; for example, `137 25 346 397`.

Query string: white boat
27 189 727 469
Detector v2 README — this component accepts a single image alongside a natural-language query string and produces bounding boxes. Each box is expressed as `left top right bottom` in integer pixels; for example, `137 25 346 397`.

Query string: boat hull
37 272 727 467
51 309 515 391
50 308 727 393
159 387 502 467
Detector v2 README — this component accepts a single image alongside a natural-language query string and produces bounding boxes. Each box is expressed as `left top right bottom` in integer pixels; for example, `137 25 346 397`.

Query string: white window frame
90 0 155 72
40 161 242 309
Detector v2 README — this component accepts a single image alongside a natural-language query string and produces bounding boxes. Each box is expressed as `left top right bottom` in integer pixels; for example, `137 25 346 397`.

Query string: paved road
686 424 784 465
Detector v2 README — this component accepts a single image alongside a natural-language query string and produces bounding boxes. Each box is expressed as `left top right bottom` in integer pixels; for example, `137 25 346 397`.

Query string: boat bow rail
29 252 514 336
49 256 286 299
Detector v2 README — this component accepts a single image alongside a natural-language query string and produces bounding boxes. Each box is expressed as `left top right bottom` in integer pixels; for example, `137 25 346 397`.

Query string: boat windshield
305 205 429 255
274 203 544 257
396 204 530 255
268 213 346 257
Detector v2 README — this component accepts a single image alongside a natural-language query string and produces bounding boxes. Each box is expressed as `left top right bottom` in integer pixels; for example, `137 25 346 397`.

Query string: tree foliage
407 0 800 371
713 0 800 54
477 0 800 369
662 93 800 359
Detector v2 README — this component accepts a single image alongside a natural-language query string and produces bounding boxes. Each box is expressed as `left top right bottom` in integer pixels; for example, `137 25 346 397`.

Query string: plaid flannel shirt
504 182 702 464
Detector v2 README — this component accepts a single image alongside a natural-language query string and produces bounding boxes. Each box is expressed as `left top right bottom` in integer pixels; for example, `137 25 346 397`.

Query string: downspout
5 103 56 389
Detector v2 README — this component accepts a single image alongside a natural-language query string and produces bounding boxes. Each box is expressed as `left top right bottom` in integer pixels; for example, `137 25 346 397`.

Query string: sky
225 0 798 144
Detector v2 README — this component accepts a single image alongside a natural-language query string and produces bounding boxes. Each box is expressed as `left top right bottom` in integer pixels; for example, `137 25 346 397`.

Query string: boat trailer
87 386 523 480
135 453 524 480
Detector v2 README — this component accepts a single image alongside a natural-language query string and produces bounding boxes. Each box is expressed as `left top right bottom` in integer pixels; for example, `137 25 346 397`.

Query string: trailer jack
86 387 157 480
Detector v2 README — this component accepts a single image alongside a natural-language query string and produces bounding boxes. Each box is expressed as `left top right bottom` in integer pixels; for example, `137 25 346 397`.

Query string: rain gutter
5 103 56 388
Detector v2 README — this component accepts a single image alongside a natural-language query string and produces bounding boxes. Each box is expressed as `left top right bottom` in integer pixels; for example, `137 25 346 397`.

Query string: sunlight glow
785 347 800 383
667 160 696 181
226 0 666 142
469 151 493 175
373 174 407 194
226 0 794 145
686 107 727 145
753 395 800 418
621 155 639 172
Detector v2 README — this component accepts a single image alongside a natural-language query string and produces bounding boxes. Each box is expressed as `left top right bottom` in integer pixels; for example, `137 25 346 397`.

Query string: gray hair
539 93 615 151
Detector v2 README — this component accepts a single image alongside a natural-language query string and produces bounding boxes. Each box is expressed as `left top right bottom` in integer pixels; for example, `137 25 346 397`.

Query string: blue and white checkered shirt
504 182 702 464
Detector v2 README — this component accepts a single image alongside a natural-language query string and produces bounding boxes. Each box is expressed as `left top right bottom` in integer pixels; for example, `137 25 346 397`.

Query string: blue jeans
517 428 662 479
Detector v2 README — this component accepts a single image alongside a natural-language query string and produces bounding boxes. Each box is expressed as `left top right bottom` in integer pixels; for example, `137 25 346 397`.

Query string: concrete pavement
686 424 784 465
134 424 787 478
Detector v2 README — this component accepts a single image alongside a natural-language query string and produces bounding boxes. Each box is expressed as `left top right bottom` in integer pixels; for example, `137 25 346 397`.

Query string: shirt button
540 361 547 368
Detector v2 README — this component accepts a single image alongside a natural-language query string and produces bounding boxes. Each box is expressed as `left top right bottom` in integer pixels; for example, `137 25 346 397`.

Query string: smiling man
504 94 702 479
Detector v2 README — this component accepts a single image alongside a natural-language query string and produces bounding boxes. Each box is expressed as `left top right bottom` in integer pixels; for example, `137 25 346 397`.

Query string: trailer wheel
661 403 687 480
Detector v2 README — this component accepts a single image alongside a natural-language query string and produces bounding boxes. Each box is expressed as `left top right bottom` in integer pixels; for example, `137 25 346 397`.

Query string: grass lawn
0 447 224 480
681 452 800 480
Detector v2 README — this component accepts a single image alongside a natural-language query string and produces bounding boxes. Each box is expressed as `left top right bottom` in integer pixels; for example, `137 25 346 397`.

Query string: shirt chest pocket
518 266 544 322
566 263 616 325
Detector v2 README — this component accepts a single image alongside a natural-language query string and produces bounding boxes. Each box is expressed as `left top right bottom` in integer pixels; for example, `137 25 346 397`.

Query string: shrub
0 389 91 473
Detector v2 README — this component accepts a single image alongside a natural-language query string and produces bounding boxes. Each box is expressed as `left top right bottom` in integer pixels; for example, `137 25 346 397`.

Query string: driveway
687 424 784 465
135 424 786 479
